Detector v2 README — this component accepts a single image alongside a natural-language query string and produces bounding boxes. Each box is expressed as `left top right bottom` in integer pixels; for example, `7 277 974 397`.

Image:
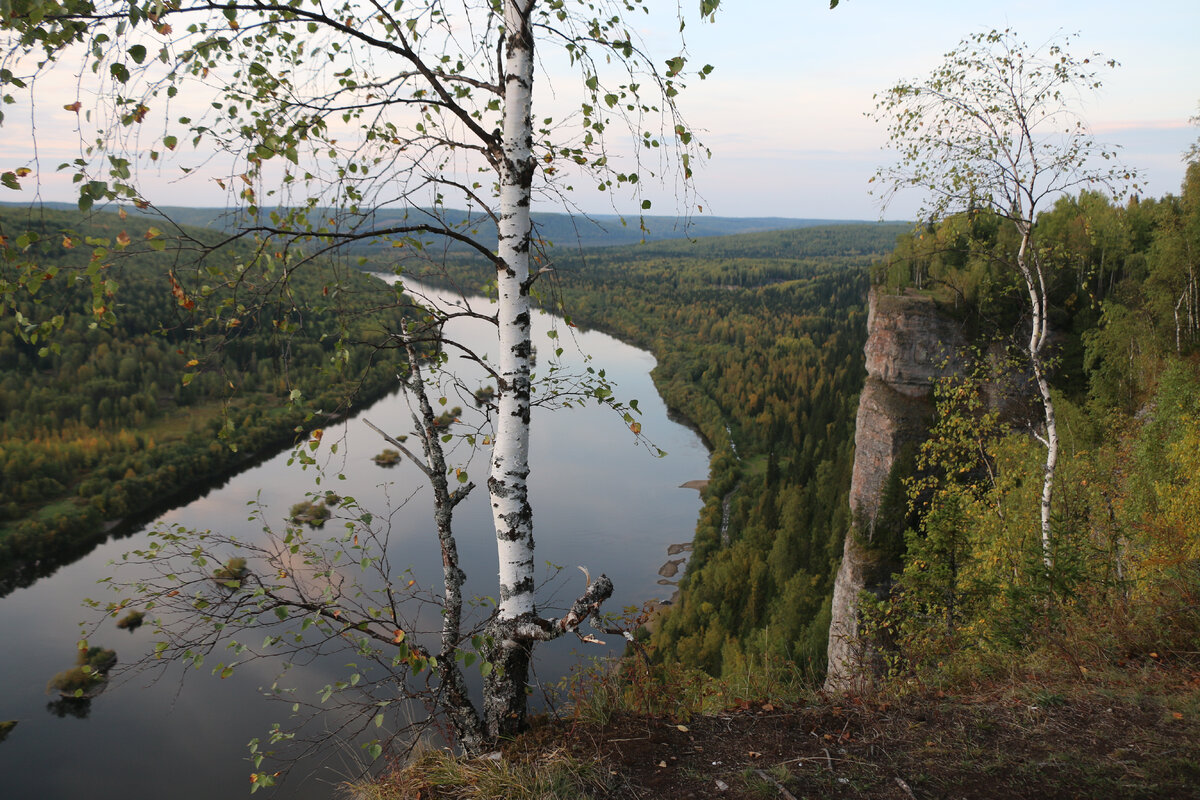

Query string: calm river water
0 279 709 799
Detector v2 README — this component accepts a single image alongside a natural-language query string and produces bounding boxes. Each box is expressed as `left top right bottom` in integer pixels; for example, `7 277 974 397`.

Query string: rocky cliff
825 289 966 691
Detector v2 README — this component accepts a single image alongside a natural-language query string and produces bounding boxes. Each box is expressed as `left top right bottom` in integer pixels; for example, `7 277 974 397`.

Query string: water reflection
46 697 93 720
0 279 710 799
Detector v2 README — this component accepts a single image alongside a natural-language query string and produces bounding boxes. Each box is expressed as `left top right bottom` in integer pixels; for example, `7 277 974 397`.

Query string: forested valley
3 163 1200 794
422 165 1200 694
484 223 912 676
0 204 407 591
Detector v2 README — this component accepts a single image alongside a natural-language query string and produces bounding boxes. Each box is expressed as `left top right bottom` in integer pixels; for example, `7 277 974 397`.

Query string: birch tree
870 29 1137 572
0 0 715 767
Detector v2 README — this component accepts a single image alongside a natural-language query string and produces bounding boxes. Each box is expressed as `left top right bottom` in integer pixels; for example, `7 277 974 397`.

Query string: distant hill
0 201 901 250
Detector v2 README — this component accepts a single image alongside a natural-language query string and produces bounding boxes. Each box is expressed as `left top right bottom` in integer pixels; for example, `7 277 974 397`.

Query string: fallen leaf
657 761 667 768
676 724 689 732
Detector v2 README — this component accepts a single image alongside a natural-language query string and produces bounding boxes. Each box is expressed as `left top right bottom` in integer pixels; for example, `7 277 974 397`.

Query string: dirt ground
512 663 1200 800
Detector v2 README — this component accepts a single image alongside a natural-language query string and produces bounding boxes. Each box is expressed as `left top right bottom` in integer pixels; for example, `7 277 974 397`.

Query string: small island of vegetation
288 500 332 528
115 610 144 631
47 646 117 698
372 448 402 467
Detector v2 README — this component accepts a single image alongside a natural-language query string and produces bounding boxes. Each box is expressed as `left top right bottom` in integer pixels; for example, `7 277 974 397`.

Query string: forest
2 164 1199 793
7 164 1198 682
421 162 1200 690
0 204 408 591
504 223 910 675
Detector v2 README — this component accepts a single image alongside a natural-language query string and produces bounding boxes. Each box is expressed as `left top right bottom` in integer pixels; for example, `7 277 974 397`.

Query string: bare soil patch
512 663 1200 799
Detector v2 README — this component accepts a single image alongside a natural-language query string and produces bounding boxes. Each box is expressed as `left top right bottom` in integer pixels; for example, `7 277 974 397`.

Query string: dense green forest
0 205 407 590
4 156 1198 691
414 161 1200 687
856 166 1200 678
421 222 910 675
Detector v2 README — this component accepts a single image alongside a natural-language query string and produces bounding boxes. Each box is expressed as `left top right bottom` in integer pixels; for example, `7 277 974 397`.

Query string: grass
346 744 628 800
558 649 818 728
349 638 1200 800
139 399 228 441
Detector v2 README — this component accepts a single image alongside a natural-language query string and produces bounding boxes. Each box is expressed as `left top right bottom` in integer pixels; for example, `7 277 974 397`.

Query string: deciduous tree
1 0 715 771
870 29 1138 571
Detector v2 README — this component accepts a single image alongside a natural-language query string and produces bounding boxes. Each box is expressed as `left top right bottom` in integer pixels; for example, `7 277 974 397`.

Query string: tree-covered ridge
517 167 1199 686
861 162 1200 680
0 205 407 589
465 223 907 676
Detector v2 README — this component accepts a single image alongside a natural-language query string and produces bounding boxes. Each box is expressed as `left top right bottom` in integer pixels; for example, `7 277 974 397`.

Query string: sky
664 0 1200 220
2 0 1197 222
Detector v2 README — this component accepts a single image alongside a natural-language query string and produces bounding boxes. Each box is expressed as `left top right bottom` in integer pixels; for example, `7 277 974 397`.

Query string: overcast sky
3 0 1197 222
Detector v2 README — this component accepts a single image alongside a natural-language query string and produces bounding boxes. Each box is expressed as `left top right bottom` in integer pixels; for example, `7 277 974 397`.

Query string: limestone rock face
825 289 966 692
864 291 968 399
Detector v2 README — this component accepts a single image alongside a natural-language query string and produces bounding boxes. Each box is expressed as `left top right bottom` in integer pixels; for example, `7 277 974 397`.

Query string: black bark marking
498 575 535 601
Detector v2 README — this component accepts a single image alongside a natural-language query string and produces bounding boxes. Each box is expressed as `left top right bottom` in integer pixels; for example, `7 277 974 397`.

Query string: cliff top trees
1 0 715 771
870 28 1138 571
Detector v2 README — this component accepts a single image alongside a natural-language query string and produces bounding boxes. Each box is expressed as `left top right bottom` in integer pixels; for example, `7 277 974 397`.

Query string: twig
754 768 799 800
780 755 879 769
363 417 431 478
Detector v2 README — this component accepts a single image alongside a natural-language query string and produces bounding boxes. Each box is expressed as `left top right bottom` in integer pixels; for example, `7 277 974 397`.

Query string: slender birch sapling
870 29 1138 572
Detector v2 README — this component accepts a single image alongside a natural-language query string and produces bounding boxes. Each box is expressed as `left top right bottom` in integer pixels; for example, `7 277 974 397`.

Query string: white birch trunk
1016 224 1057 572
484 0 538 738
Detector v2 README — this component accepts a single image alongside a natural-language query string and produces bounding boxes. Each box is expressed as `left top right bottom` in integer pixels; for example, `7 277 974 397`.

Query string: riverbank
0 370 400 596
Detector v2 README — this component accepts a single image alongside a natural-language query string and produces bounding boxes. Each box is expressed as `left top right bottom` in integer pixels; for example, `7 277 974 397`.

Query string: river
0 279 709 799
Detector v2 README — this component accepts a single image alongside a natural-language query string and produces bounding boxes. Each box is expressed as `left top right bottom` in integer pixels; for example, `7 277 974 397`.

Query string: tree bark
485 0 539 741
1016 224 1057 572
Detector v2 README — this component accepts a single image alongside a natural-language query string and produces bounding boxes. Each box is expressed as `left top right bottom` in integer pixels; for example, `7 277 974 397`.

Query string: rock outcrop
825 289 966 692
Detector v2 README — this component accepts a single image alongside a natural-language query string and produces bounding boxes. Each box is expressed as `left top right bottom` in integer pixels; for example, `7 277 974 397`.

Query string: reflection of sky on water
0 280 708 800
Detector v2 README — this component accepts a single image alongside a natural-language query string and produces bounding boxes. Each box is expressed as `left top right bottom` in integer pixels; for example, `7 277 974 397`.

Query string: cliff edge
825 288 966 691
